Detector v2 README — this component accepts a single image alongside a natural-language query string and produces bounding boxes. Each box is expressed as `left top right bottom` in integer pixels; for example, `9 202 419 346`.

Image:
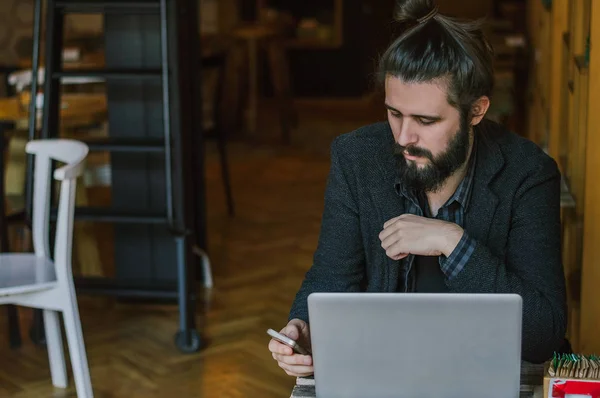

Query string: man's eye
417 118 435 126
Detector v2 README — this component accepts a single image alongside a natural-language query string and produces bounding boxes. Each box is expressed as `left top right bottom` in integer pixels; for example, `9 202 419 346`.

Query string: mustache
393 143 434 161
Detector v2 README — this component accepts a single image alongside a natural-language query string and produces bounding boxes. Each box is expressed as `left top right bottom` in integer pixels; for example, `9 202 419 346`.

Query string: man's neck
426 138 474 216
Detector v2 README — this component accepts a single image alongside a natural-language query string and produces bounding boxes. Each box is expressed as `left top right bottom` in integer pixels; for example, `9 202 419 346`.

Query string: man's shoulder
332 121 391 156
480 119 559 176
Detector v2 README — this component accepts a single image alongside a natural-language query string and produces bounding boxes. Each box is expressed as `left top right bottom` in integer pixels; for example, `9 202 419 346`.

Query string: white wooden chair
0 139 93 397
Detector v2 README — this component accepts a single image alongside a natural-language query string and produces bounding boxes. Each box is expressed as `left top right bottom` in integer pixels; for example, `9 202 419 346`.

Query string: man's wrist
441 223 464 257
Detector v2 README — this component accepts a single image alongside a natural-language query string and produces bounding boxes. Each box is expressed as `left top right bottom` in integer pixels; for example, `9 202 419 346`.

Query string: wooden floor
0 98 382 397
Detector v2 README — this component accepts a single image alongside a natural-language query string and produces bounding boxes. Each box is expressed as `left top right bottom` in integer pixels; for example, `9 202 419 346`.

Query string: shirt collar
449 140 477 210
394 136 477 212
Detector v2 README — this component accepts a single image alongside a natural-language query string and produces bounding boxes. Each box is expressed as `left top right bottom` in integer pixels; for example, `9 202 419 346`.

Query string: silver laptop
307 292 522 398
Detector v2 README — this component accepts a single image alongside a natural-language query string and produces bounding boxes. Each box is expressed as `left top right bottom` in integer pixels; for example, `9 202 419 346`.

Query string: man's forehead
385 76 451 114
384 76 449 98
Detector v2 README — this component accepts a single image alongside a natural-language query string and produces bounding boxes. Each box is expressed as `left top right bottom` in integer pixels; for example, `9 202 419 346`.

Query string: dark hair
377 0 495 120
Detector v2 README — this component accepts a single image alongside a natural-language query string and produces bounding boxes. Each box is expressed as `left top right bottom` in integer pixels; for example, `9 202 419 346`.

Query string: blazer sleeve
447 156 567 364
288 136 366 323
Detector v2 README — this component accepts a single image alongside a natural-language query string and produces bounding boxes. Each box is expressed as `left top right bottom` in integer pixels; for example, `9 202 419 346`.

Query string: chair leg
215 129 235 216
62 297 93 398
278 104 292 145
43 309 67 388
7 305 22 348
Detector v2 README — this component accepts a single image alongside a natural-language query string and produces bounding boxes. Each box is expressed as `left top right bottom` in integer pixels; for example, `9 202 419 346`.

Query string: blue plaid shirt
394 144 478 286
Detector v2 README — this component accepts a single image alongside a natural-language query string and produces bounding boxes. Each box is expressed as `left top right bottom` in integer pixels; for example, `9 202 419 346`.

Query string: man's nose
396 120 418 148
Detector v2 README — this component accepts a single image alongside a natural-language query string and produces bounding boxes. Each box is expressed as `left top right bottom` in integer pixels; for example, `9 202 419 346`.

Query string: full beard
393 122 471 194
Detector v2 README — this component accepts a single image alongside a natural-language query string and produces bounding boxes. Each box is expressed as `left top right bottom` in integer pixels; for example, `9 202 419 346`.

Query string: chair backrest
25 139 88 280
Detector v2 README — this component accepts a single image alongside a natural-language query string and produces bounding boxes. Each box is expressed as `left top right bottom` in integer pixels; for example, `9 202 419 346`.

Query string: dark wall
254 0 396 97
287 0 395 97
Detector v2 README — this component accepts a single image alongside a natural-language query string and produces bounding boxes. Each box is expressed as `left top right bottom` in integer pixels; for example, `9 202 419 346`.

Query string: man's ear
470 96 490 126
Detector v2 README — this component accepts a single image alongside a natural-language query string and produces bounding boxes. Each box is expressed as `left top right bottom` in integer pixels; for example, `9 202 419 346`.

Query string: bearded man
268 0 568 376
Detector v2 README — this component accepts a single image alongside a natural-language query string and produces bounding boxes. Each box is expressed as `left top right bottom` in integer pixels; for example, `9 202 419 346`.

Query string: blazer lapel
370 123 406 292
465 121 505 243
372 123 405 221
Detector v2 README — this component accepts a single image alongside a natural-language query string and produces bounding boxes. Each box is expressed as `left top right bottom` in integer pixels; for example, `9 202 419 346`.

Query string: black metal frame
9 0 205 353
55 0 161 13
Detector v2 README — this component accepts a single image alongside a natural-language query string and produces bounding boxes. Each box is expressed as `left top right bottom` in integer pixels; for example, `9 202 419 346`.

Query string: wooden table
291 379 544 397
0 92 107 129
18 51 105 70
290 362 546 397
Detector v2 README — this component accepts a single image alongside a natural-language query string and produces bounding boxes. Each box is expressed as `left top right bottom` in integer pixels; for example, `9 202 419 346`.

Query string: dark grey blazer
289 119 567 364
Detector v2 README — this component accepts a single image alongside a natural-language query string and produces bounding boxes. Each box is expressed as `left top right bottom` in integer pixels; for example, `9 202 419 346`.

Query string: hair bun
394 0 438 24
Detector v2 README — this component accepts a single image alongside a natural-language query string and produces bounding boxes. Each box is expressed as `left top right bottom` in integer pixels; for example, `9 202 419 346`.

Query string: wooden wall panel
579 0 600 355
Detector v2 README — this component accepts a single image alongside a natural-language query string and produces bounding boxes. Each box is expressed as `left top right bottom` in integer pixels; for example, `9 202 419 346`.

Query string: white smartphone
267 328 311 355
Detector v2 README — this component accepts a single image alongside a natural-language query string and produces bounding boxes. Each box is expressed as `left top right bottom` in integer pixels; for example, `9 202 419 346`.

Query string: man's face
385 76 472 193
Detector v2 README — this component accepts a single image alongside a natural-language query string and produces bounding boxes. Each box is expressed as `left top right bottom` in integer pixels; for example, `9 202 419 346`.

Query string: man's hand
379 214 464 260
268 318 314 377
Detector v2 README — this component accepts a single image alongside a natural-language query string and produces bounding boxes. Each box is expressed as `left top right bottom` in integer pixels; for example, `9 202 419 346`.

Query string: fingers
380 231 410 259
380 230 400 250
380 215 415 257
268 339 293 356
391 253 409 261
380 226 404 253
278 361 314 377
383 216 402 229
383 214 416 229
380 221 401 242
287 318 308 334
273 352 314 376
378 228 393 244
380 215 408 242
287 318 312 350
270 349 314 377
385 243 407 260
280 323 300 341
272 352 313 366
